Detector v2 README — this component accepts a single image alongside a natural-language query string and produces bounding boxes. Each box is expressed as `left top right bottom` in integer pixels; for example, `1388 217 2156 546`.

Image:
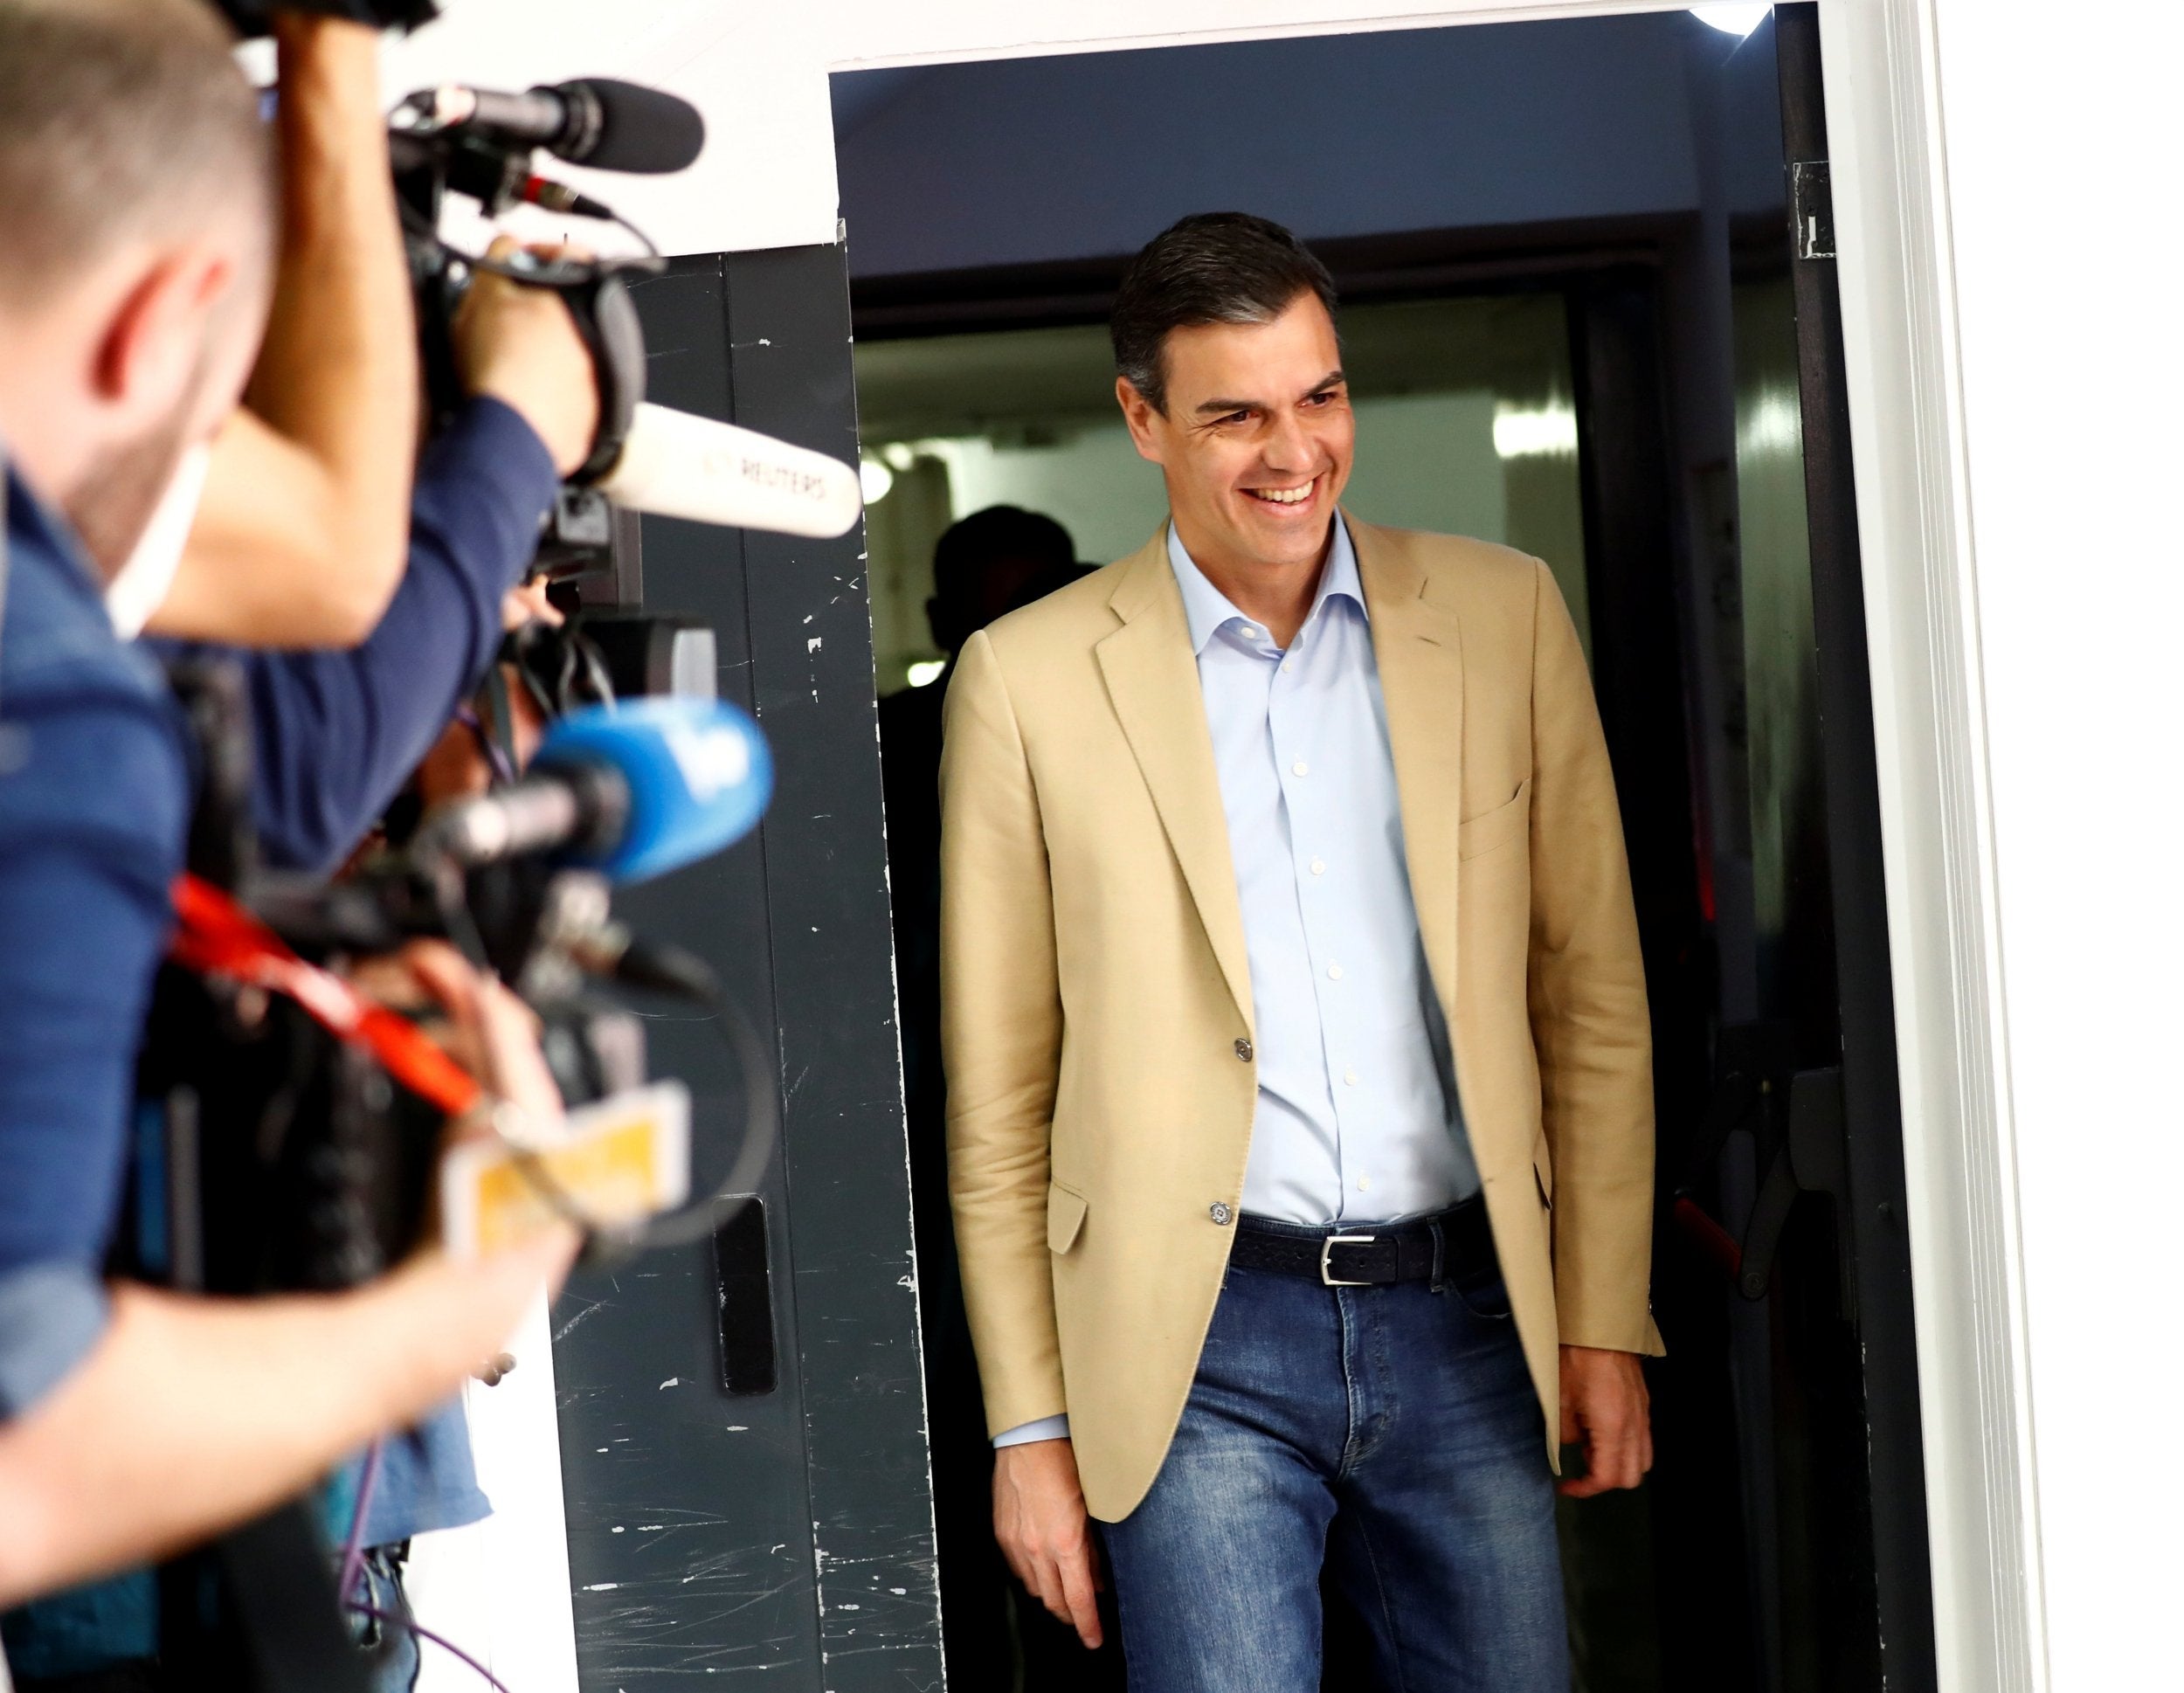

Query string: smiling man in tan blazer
940 213 1661 1690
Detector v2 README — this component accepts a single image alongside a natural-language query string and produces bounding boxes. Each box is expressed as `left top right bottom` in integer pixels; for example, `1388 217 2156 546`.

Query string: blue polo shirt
0 394 556 1420
0 458 190 1418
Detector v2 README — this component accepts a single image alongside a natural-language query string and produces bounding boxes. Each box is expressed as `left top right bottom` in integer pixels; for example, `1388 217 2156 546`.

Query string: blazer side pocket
1047 1181 1089 1254
1459 777 1533 861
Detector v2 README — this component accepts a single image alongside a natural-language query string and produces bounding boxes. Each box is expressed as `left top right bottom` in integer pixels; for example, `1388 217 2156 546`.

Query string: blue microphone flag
534 697 773 883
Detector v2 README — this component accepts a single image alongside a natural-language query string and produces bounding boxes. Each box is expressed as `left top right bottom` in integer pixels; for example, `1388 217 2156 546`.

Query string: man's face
1118 292 1353 579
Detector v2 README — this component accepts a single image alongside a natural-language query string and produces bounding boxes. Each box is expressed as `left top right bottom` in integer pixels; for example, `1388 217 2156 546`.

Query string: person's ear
92 247 235 419
1116 376 1167 466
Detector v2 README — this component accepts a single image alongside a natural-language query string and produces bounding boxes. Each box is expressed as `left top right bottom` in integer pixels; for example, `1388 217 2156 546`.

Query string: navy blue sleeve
234 397 559 874
0 669 186 1411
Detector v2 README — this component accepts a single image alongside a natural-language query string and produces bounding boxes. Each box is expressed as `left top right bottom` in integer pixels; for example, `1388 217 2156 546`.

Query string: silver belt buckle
1320 1233 1376 1287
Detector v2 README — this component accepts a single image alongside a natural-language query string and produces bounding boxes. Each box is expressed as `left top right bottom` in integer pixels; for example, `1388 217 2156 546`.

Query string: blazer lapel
1094 534 1255 1035
1352 516 1465 1016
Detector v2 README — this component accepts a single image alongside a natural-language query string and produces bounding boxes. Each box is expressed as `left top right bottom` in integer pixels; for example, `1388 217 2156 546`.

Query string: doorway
842 7 1932 1690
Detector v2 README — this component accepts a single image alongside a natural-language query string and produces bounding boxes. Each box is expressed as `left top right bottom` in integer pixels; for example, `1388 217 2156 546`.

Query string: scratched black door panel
549 247 940 1690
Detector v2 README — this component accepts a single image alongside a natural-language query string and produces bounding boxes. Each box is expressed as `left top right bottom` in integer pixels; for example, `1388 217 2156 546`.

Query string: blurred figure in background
876 507 1109 1692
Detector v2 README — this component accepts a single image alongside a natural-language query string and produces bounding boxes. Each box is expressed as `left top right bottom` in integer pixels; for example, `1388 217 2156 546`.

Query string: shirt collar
1165 516 1367 656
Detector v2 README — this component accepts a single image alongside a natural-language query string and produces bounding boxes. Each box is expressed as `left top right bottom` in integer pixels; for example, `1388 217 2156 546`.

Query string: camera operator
0 0 578 1618
29 10 599 1679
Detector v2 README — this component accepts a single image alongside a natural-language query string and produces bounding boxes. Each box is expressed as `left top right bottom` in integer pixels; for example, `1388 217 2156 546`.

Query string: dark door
547 245 942 1691
1585 9 1935 1690
1765 7 1935 1686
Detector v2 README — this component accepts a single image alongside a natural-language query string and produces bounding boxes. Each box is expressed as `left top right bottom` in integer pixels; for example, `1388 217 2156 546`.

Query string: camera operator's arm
145 13 417 647
0 1234 574 1607
0 956 578 1607
150 248 598 872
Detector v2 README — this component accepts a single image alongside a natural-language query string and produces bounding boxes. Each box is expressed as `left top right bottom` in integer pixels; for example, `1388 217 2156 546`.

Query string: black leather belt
1229 1197 1496 1289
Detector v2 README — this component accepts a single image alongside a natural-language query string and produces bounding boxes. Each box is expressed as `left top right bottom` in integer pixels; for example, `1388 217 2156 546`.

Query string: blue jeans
1099 1247 1566 1692
347 1544 422 1693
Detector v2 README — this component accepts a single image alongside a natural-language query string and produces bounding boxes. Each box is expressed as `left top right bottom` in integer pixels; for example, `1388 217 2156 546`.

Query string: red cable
169 874 481 1118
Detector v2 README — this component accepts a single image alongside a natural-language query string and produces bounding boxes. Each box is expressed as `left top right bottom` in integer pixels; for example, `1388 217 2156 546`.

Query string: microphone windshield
562 79 707 174
534 698 772 883
599 404 864 539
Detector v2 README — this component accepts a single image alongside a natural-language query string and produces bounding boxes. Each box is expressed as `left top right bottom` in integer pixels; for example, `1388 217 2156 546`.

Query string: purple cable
338 1439 384 1605
351 1602 517 1693
455 703 520 785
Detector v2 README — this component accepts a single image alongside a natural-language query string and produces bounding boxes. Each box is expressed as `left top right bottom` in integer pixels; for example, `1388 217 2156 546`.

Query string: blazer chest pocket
1047 1182 1089 1254
1459 777 1532 861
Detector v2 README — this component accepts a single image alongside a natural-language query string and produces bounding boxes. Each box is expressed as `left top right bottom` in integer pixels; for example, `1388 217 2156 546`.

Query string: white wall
1930 2 2183 1687
381 2 2184 1687
390 2 1694 257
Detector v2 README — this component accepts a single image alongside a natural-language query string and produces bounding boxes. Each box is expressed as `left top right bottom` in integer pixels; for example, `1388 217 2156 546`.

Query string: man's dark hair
1109 213 1339 416
928 505 1078 654
933 505 1076 607
0 0 273 306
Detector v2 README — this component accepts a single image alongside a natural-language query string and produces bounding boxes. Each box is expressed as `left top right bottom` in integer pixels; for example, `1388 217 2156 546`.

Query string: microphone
400 79 706 175
415 698 773 886
596 404 864 540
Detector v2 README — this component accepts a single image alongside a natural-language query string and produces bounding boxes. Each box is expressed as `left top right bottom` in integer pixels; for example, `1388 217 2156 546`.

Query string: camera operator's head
0 0 274 577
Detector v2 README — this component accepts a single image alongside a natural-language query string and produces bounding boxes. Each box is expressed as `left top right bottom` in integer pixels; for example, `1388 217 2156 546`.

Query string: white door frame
822 5 2038 1691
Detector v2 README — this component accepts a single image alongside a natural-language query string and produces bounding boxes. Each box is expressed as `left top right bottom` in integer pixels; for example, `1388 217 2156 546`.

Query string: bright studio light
907 660 948 689
1492 404 1579 460
1690 3 1770 36
860 456 895 505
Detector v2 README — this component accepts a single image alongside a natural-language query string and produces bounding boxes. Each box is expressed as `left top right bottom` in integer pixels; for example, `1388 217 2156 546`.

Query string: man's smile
1243 474 1324 508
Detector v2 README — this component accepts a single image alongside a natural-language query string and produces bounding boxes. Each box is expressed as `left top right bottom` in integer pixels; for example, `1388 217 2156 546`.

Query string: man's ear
92 248 234 416
1115 377 1166 466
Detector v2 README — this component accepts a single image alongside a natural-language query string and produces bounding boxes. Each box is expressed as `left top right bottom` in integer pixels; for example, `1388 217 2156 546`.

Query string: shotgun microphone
398 79 706 175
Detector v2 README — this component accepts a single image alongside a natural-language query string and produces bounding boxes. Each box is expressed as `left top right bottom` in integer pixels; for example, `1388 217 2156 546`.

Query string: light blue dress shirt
1169 517 1480 1227
994 517 1481 1450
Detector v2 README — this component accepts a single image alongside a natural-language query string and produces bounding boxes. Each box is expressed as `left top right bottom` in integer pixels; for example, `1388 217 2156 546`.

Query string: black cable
494 980 778 1263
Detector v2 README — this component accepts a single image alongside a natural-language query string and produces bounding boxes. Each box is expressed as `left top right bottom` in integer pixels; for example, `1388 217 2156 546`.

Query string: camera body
128 962 445 1293
127 665 665 1298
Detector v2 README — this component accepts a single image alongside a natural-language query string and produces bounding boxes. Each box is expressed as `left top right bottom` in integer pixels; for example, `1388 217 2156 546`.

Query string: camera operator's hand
454 238 604 479
383 940 566 1146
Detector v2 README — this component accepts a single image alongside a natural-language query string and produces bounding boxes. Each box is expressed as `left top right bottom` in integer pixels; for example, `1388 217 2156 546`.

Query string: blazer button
1209 1203 1234 1227
1234 1039 1253 1062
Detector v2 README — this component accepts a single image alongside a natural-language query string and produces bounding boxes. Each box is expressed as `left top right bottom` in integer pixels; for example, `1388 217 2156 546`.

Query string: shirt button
1327 964 1344 980
1209 1202 1234 1227
1239 625 1259 641
1310 858 1326 876
1281 659 1295 674
1344 1068 1359 1086
1357 1177 1372 1193
1291 760 1310 777
1234 1039 1254 1062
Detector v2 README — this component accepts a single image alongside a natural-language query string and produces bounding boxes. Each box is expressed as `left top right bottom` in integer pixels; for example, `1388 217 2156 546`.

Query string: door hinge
1793 159 1835 260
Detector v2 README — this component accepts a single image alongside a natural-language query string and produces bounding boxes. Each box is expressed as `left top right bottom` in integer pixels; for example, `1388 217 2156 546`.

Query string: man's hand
454 238 603 478
993 1437 1104 1648
1558 1344 1653 1497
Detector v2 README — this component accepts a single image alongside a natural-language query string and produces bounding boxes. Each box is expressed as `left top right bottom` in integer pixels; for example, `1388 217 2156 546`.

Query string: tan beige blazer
939 516 1662 1522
